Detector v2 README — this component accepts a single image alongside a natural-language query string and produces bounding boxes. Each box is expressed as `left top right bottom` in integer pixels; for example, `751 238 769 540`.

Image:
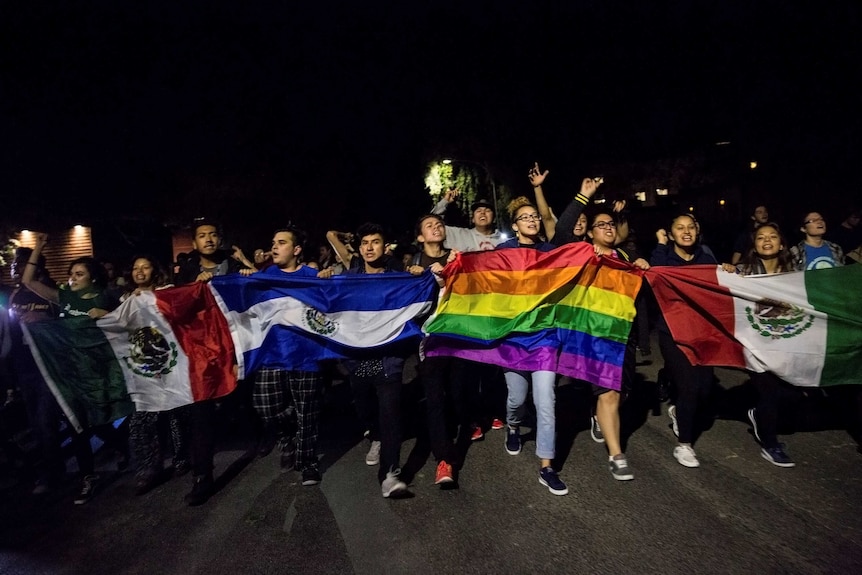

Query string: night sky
3 2 859 252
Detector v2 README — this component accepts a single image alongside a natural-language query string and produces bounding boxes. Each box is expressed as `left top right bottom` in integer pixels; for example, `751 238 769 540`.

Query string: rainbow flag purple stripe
423 243 643 390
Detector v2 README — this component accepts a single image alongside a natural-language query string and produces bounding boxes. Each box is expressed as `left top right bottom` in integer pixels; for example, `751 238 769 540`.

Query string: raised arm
326 230 354 269
528 162 556 241
230 245 256 270
21 233 60 305
612 200 629 246
431 188 459 216
552 177 602 246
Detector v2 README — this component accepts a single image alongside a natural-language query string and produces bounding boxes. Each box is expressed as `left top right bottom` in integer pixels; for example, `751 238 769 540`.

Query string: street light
441 158 498 219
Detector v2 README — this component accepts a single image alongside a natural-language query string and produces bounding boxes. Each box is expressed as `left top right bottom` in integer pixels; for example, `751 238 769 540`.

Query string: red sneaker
435 460 454 485
470 425 484 441
490 418 505 430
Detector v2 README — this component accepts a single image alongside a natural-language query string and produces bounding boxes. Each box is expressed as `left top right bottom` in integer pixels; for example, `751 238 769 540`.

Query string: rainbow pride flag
423 242 644 390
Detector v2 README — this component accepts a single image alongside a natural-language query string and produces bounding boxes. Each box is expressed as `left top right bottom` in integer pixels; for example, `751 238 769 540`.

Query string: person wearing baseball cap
431 191 504 253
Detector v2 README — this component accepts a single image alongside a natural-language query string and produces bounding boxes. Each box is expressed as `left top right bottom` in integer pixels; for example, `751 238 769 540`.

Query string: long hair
68 256 108 288
124 254 171 293
738 222 794 274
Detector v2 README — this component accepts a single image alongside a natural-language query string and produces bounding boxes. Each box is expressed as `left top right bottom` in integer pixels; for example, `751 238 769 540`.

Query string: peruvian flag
644 264 862 387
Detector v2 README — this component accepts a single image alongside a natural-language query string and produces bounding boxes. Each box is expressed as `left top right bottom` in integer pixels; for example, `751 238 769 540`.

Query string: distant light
634 192 646 202
442 159 453 164
750 161 757 169
656 188 668 196
499 232 509 240
74 225 85 231
593 197 606 204
715 141 731 146
688 206 695 212
719 199 726 206
21 229 30 234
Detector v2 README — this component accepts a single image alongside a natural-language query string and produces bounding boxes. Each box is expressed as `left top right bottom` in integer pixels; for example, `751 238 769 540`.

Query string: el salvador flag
210 272 437 379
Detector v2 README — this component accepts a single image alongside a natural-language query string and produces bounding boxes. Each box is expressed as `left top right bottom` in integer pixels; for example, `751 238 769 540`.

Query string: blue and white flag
210 272 437 379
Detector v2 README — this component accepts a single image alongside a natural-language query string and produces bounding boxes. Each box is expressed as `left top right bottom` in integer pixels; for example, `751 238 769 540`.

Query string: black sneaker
134 472 160 496
257 433 277 457
184 473 215 506
539 466 569 496
279 436 297 472
73 474 100 505
505 426 521 455
301 466 322 486
761 444 795 468
173 460 191 477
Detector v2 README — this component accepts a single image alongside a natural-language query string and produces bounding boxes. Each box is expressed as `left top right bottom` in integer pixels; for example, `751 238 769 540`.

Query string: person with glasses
790 211 845 270
587 211 650 481
495 197 568 495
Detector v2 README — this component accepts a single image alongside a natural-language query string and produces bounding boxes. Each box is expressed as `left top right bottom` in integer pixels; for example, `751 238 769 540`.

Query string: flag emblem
745 299 814 340
124 326 179 378
302 307 338 336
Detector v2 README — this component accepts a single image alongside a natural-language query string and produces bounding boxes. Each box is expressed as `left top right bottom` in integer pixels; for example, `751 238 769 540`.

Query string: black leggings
658 332 714 444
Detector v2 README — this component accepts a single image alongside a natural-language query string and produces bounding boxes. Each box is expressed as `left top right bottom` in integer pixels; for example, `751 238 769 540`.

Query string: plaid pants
253 368 323 470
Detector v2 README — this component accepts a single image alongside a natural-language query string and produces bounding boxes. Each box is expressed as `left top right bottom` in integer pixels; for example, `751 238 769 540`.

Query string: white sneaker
673 444 700 468
365 440 381 466
381 470 407 498
668 404 680 438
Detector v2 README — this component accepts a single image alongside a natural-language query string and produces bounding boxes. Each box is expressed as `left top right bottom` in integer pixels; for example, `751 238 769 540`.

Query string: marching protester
328 222 415 497
722 222 798 467
174 218 251 505
239 225 331 486
120 255 192 495
20 232 130 504
650 215 718 468
495 196 569 495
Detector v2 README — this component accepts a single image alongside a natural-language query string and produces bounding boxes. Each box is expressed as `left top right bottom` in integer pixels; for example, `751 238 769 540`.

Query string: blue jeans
504 370 556 460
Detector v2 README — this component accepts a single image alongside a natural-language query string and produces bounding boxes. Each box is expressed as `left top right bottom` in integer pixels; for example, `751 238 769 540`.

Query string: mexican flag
644 264 862 387
24 283 238 433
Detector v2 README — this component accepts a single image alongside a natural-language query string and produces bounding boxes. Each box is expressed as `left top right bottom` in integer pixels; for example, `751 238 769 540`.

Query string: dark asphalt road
2 341 861 575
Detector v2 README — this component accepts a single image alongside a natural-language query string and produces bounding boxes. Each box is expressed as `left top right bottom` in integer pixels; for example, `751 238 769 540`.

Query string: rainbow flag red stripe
423 243 644 390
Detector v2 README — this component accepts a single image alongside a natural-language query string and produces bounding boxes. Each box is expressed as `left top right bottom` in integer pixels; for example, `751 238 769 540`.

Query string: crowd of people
1 164 861 505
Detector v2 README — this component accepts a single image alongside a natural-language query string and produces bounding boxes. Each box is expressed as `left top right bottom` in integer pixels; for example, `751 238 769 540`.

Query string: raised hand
528 162 549 187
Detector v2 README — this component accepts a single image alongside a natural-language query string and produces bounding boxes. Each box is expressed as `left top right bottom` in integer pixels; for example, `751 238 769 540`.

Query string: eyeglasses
592 221 617 229
515 214 542 222
804 217 825 225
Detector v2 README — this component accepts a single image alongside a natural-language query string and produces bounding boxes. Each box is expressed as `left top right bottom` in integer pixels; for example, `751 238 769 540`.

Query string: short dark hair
355 222 386 244
414 214 445 238
191 217 221 235
275 225 307 254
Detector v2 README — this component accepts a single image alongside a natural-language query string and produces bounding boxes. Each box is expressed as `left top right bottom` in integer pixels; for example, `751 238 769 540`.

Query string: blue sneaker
539 467 568 495
761 444 795 468
505 426 521 455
